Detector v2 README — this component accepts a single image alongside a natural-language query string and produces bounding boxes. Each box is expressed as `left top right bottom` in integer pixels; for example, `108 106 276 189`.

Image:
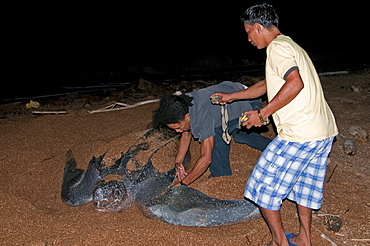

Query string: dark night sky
3 1 368 99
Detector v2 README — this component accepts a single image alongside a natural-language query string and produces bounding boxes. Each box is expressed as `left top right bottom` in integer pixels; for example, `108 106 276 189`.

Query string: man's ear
184 113 190 121
254 22 263 34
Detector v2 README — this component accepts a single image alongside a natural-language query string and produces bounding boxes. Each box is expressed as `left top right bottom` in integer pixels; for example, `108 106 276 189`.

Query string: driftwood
318 71 348 76
350 238 370 242
32 110 68 115
88 99 159 114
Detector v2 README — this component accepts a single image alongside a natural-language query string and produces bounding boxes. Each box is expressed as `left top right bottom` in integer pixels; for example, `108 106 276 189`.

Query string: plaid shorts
244 136 334 210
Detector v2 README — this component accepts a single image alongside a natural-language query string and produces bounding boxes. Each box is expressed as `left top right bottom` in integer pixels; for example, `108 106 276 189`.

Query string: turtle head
93 179 130 212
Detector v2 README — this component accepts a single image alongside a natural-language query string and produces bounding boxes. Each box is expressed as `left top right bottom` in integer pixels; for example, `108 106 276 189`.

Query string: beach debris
131 78 157 92
88 99 159 114
320 233 338 246
324 215 343 232
326 163 338 183
312 214 339 245
318 70 348 76
350 238 370 242
349 126 369 140
32 110 68 115
342 137 357 156
25 100 40 109
350 85 362 92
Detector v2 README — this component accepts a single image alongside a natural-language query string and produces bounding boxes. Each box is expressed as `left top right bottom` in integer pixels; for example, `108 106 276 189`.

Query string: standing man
211 3 338 246
153 81 271 186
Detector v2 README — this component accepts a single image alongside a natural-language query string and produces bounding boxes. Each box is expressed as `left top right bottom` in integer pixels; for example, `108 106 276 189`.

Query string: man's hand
210 79 267 106
175 162 188 181
241 110 263 129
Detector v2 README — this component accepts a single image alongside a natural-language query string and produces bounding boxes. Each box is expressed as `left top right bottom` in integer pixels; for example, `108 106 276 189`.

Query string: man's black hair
240 3 279 28
152 92 193 127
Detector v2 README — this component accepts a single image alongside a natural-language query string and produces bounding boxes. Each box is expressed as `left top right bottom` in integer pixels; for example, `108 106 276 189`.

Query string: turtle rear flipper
62 150 85 187
142 186 260 227
61 150 104 206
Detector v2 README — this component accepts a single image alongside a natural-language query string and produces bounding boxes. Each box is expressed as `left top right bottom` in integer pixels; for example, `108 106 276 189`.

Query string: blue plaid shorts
244 136 334 210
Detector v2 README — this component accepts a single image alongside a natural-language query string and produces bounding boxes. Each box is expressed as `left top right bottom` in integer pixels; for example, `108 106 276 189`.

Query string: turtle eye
93 180 126 211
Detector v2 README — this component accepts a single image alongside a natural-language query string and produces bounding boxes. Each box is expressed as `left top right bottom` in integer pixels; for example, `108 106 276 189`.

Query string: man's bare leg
260 207 290 246
290 204 312 246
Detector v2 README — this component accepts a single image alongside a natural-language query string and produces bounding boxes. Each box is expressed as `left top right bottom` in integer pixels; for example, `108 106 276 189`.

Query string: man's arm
174 131 192 181
174 136 214 186
210 79 267 104
243 70 304 128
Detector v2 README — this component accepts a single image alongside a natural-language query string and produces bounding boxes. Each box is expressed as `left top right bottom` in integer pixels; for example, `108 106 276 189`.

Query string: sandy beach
0 71 369 245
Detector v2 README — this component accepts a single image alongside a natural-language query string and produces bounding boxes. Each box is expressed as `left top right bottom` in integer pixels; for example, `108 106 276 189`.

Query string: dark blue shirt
187 81 261 141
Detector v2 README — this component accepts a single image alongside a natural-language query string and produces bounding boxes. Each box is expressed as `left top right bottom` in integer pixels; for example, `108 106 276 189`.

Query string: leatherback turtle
61 127 260 227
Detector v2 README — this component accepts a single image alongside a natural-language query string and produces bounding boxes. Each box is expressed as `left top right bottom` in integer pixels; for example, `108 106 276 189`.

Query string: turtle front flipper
61 150 104 206
141 186 260 227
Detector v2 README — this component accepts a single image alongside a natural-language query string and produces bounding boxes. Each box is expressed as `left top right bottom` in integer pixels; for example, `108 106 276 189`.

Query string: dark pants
209 118 272 177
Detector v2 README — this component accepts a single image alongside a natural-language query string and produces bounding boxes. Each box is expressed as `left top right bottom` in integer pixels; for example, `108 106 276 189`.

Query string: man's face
167 114 191 133
244 22 265 49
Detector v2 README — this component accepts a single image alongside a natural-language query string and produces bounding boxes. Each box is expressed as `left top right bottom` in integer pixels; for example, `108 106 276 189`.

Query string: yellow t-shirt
265 35 338 142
